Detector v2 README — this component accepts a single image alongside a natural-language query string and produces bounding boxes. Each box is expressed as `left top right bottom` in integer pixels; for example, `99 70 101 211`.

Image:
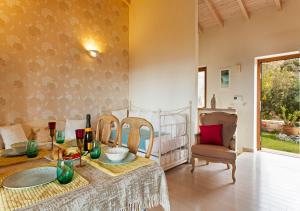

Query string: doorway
257 53 300 155
197 67 207 108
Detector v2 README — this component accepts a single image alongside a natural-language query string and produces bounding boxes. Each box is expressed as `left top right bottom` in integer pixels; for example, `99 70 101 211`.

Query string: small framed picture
221 69 230 88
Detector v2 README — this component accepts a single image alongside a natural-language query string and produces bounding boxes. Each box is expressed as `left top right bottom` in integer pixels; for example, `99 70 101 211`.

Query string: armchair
191 112 238 183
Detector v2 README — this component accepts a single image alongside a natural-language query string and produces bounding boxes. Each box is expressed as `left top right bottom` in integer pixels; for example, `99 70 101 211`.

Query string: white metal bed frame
126 101 192 170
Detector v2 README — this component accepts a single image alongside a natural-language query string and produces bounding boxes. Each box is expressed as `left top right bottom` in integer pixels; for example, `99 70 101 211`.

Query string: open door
257 53 300 153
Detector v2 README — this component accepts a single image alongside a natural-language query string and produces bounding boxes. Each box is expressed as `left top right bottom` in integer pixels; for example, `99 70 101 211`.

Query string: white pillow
0 136 5 149
65 119 86 140
0 124 28 149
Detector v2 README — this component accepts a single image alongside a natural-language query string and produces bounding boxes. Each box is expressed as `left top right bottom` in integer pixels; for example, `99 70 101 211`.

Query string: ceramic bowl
105 147 129 162
10 142 27 152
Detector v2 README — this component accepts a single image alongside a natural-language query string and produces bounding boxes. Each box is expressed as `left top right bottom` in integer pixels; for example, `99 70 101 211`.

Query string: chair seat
191 144 236 160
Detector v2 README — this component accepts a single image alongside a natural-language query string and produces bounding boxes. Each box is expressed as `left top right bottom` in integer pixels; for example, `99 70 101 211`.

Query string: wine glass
75 129 85 167
48 122 56 150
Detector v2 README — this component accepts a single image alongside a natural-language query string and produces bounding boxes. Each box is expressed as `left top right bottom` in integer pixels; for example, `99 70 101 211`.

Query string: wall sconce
88 49 100 58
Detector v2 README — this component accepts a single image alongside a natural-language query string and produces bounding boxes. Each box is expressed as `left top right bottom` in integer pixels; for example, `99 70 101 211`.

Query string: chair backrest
120 117 154 158
96 114 120 146
200 112 237 148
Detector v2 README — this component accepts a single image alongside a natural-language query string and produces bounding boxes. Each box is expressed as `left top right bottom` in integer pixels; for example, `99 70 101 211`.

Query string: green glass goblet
56 130 65 144
90 141 101 159
57 160 74 184
26 140 39 158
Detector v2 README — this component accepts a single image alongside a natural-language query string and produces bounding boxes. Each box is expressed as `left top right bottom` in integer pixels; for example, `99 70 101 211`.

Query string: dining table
0 148 170 211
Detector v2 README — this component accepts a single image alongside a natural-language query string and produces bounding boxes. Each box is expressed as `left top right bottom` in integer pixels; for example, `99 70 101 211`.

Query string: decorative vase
211 94 216 109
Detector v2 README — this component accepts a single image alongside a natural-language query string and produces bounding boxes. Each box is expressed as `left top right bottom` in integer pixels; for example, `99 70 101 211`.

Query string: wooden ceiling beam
273 0 282 10
236 0 250 20
204 0 224 27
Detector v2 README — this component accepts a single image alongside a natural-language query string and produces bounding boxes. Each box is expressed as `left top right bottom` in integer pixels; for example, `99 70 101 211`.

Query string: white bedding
129 110 187 138
138 148 188 166
145 134 187 156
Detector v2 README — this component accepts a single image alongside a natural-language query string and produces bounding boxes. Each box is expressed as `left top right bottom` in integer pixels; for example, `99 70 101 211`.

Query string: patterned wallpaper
0 0 129 125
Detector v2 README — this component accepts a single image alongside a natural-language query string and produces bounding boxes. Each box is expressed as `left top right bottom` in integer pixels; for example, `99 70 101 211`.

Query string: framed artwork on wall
220 69 230 88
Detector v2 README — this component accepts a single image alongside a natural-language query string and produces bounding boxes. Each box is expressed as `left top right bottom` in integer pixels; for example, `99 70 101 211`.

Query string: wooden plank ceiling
198 0 284 31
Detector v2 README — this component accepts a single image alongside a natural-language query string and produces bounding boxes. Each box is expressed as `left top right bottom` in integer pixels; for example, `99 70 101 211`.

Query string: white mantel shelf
198 108 237 113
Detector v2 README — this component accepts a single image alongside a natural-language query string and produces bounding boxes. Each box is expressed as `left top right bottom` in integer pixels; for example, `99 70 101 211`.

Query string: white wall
129 0 198 111
199 0 300 150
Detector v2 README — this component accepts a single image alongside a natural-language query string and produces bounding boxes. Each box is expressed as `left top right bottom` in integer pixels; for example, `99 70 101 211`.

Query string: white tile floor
151 152 300 211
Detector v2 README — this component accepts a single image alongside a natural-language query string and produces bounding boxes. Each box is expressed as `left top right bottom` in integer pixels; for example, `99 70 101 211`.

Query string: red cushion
199 124 223 145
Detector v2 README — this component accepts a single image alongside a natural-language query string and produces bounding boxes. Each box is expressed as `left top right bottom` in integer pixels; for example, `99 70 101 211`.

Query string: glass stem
51 136 54 150
80 154 82 166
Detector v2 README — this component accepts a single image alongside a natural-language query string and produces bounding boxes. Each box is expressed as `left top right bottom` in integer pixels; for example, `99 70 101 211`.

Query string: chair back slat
120 117 154 158
96 114 120 146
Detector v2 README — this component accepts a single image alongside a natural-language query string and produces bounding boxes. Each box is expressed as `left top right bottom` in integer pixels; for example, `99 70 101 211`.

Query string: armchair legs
190 156 236 183
231 161 236 184
191 157 195 173
190 158 209 173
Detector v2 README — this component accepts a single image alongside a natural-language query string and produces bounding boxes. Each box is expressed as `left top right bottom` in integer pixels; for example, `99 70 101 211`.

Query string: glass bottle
84 114 93 152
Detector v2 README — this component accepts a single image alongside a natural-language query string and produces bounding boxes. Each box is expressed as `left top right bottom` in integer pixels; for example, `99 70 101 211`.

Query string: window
197 67 207 108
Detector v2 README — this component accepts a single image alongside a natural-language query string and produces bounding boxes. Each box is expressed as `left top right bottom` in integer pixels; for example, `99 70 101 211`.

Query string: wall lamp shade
88 50 100 58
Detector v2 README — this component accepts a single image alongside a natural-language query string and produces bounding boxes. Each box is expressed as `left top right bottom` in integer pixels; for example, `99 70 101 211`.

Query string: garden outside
261 58 299 155
261 131 299 154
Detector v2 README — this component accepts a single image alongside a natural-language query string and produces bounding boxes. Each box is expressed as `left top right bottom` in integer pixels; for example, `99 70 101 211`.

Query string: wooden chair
191 112 238 183
119 117 154 158
95 114 120 146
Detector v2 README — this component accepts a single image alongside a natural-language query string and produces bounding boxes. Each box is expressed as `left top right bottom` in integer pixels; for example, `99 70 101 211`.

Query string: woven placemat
83 155 154 177
0 149 49 167
0 163 89 211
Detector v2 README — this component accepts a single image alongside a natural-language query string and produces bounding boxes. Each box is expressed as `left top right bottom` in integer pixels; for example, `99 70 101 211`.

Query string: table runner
83 155 155 176
0 149 49 167
0 162 89 211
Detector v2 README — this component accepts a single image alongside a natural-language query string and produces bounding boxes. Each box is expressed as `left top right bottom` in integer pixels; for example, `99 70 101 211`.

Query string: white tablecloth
0 160 170 211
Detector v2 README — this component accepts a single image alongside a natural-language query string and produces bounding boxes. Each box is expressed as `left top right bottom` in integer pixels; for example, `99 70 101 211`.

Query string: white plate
11 141 51 150
0 148 26 157
44 151 88 162
2 167 57 189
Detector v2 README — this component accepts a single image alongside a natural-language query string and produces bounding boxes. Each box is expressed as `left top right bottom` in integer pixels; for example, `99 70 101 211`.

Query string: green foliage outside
261 59 300 121
280 106 300 127
261 132 299 154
